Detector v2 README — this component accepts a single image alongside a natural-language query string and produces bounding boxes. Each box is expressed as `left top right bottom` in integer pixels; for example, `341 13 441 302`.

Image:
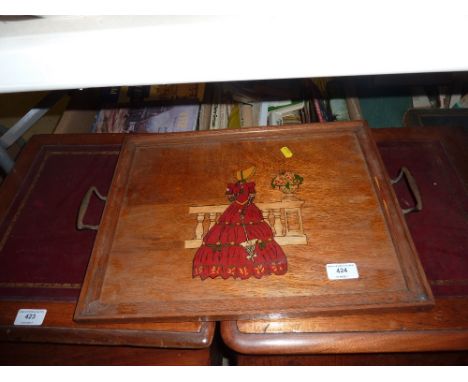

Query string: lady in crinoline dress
192 166 288 280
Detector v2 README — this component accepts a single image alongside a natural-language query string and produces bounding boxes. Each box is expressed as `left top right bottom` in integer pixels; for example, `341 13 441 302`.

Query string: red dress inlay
192 181 288 280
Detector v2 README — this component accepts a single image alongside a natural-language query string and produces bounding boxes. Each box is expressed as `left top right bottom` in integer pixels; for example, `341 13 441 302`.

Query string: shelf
1 15 467 93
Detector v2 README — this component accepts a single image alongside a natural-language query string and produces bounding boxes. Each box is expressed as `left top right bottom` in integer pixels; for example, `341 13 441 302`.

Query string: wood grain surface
236 351 468 366
220 126 468 356
0 341 214 365
75 122 433 322
221 297 468 354
0 300 214 348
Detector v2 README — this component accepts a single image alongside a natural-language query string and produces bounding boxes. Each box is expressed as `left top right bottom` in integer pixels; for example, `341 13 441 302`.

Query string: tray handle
390 166 423 215
77 186 107 231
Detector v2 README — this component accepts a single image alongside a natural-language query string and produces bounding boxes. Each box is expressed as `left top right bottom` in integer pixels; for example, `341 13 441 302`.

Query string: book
327 80 350 121
93 104 200 134
209 80 307 129
267 101 305 125
117 84 205 104
198 103 212 131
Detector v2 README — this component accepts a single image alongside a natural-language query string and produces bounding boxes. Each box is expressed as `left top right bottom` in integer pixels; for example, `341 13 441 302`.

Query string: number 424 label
326 263 359 280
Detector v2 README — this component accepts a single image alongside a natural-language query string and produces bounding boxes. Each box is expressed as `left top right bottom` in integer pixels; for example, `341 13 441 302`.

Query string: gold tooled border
0 282 81 289
430 279 468 286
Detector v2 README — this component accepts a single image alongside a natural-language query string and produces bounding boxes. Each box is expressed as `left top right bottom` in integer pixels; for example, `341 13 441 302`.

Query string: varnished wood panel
0 300 214 348
0 342 214 365
221 297 468 354
220 126 468 356
75 122 433 322
236 352 468 366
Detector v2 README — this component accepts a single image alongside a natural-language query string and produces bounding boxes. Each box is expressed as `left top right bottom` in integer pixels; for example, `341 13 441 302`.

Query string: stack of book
198 79 350 130
91 80 350 134
92 84 204 134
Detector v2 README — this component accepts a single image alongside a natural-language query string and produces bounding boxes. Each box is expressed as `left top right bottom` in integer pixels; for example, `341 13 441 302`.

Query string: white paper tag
326 263 359 280
14 309 47 326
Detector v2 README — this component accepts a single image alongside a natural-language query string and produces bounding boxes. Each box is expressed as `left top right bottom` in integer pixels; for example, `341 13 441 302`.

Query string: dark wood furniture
403 108 468 128
0 341 216 366
0 134 216 365
221 126 468 365
1 126 466 365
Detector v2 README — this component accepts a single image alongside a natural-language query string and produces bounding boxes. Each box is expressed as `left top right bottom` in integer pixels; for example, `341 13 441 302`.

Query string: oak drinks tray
74 122 433 322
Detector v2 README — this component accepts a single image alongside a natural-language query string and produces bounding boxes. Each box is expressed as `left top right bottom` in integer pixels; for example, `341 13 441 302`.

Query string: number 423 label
326 263 359 280
14 309 47 326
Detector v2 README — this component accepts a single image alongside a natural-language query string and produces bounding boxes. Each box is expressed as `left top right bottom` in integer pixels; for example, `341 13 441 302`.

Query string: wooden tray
74 122 433 322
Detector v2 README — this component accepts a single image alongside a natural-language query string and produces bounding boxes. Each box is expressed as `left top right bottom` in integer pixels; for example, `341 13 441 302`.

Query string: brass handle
77 186 107 231
390 166 423 215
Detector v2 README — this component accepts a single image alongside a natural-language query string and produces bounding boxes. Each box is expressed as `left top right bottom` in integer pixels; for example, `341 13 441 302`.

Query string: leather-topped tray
0 134 215 349
75 122 433 322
